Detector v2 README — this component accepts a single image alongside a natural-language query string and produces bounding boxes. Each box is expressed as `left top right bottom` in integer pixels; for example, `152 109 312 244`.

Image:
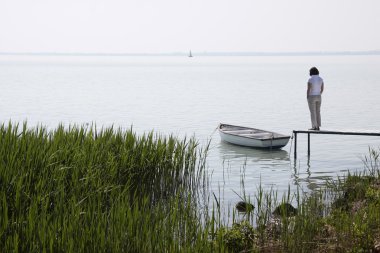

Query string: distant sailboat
188 50 193 57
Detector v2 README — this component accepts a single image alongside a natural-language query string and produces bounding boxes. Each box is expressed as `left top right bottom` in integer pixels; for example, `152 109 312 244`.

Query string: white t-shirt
308 75 323 96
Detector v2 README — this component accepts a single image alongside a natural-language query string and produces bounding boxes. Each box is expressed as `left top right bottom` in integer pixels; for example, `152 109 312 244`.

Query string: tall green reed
2 121 380 252
0 122 211 252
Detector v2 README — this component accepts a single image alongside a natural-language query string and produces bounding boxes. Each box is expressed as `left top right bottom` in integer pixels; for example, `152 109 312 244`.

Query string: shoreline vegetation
1 122 380 252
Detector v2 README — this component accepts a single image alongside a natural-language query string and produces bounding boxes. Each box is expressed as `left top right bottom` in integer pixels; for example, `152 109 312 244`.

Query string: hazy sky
1 0 379 53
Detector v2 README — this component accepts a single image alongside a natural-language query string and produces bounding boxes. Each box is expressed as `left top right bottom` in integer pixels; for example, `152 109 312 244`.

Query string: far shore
1 50 380 57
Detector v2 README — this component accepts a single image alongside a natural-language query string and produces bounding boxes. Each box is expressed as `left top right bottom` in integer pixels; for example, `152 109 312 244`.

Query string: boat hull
218 124 290 149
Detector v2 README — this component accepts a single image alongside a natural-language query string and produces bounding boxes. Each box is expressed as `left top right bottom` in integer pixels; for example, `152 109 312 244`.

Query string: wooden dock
293 129 380 158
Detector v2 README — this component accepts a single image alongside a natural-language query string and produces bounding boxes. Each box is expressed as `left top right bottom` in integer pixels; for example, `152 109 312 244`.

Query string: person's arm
320 82 324 94
307 82 311 98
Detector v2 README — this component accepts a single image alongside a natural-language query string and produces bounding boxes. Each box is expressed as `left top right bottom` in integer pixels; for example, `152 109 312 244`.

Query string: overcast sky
1 0 379 53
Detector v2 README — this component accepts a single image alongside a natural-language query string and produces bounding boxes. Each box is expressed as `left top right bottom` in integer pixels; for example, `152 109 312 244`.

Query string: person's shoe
316 127 320 131
308 127 317 130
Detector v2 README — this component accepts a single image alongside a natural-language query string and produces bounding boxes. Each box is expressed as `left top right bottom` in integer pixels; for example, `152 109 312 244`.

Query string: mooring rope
209 125 219 137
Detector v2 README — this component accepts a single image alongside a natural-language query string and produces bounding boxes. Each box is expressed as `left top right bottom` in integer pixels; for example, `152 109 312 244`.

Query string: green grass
1 121 380 252
208 148 380 253
0 122 211 252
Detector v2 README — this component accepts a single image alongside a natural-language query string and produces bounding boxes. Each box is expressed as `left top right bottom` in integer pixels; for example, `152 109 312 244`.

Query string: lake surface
1 54 380 209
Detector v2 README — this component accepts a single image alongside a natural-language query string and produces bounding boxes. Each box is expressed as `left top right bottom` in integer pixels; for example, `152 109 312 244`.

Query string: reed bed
0 122 212 252
1 121 380 252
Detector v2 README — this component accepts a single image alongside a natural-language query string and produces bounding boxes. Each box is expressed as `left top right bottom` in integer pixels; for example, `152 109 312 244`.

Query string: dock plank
293 129 380 136
292 129 380 159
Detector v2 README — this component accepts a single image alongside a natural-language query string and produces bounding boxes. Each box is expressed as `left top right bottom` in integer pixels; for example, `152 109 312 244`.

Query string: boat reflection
217 141 290 163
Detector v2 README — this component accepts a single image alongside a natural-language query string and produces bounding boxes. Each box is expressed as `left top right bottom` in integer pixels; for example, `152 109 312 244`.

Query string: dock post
291 129 380 159
294 132 297 159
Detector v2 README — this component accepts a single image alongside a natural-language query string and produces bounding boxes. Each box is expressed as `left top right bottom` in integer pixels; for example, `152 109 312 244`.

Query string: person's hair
309 67 319 76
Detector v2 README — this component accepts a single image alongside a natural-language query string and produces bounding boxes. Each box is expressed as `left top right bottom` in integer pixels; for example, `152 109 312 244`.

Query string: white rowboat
218 123 290 149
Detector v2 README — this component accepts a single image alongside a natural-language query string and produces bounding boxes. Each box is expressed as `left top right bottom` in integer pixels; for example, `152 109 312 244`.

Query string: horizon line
1 50 380 56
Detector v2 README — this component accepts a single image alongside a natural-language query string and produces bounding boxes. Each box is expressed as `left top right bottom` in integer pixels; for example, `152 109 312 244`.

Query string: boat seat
240 133 273 138
223 129 261 134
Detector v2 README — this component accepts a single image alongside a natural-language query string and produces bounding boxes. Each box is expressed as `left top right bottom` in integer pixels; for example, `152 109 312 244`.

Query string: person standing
307 67 324 130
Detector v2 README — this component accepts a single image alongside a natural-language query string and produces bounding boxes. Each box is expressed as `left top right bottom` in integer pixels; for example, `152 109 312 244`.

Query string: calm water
1 54 380 208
